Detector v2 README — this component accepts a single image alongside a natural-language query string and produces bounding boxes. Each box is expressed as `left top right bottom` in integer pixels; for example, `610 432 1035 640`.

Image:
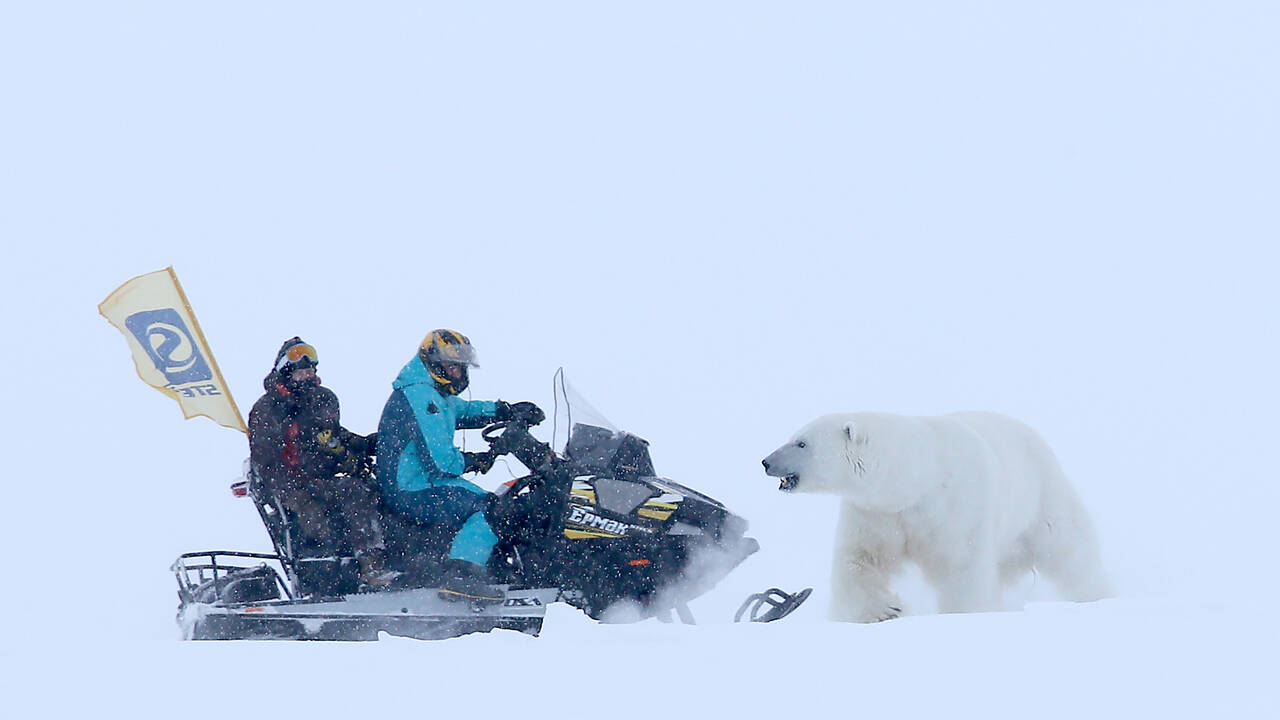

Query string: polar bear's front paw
832 592 905 623
851 604 902 623
832 604 902 623
873 605 903 622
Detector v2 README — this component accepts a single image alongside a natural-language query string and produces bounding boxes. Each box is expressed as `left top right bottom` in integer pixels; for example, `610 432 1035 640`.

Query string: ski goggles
275 343 318 371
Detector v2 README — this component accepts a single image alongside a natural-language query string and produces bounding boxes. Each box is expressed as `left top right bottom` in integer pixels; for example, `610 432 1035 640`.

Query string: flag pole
165 267 248 434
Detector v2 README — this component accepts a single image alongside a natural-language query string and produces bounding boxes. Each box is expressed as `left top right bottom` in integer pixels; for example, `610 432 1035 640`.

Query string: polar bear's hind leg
1028 504 1112 602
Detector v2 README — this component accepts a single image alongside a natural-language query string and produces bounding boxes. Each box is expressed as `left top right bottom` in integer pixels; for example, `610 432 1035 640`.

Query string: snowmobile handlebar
481 420 556 472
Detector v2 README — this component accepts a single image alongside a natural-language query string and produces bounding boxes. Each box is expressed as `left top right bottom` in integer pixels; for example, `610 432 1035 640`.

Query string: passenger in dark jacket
248 337 394 590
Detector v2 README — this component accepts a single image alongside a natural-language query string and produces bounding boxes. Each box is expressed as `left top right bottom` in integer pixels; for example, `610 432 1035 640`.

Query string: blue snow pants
386 484 498 566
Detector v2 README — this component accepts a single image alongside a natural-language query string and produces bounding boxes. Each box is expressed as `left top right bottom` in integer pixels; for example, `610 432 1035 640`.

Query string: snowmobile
173 370 760 640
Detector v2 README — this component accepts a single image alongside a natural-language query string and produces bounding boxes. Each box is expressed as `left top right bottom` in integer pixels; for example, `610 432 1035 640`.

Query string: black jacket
248 369 372 486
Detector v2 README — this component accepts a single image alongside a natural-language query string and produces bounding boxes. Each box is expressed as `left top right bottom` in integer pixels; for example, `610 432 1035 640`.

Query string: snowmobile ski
734 587 813 623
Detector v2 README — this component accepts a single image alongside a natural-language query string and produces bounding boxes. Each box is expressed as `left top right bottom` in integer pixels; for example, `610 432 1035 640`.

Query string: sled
174 551 556 640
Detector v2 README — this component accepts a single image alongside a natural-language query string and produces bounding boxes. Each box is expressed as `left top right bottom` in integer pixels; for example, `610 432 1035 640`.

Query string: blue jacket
377 357 499 505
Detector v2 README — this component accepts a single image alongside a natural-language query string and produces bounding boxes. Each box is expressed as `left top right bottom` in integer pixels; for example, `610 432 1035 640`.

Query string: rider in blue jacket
377 329 543 603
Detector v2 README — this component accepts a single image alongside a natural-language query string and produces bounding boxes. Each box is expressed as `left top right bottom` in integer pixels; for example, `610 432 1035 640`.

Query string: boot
437 559 504 604
357 551 398 591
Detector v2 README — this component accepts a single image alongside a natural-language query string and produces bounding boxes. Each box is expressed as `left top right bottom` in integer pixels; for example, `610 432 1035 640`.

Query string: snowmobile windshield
550 368 655 479
550 368 616 448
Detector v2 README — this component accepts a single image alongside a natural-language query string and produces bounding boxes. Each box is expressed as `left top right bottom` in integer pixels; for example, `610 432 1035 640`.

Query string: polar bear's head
762 413 926 510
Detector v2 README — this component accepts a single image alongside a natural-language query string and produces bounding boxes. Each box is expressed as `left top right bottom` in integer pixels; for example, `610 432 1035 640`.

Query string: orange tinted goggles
276 343 318 371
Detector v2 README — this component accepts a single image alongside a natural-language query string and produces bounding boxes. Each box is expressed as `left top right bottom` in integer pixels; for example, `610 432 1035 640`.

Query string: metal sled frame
173 551 556 641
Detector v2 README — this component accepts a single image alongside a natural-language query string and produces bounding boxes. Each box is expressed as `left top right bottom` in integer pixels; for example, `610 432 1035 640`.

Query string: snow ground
13 595 1276 718
4 3 1278 718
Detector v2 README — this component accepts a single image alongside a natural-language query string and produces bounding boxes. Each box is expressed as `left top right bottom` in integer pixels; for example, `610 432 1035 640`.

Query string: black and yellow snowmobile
173 370 760 640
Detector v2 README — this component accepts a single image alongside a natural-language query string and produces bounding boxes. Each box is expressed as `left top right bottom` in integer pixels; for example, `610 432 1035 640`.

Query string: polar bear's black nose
762 458 772 472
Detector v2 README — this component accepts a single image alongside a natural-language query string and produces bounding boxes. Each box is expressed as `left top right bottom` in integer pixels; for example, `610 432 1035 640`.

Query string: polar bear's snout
762 449 800 492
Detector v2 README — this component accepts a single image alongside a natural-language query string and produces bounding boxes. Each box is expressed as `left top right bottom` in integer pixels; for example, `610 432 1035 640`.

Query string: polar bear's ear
844 421 867 446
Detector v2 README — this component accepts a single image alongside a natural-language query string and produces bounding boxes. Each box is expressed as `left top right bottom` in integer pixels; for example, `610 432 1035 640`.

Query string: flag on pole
98 267 247 433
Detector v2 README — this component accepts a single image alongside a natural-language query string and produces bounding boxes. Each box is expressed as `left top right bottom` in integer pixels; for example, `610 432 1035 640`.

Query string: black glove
463 451 495 474
496 401 545 425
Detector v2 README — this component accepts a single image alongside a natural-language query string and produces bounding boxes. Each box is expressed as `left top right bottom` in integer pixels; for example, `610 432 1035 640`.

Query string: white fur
762 412 1110 623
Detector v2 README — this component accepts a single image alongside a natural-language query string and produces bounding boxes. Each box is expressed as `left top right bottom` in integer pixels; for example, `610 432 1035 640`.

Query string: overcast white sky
1 4 1276 715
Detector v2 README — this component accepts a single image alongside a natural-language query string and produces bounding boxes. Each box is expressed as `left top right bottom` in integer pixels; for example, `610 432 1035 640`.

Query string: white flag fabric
99 267 247 433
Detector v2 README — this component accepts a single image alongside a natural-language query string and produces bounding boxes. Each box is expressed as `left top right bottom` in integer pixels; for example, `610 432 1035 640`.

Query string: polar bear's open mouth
779 474 798 492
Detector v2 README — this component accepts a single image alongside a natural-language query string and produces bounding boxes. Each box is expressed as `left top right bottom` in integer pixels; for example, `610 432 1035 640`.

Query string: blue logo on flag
124 309 213 386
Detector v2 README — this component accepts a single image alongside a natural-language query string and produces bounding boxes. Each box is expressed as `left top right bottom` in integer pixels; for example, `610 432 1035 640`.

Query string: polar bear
762 412 1110 623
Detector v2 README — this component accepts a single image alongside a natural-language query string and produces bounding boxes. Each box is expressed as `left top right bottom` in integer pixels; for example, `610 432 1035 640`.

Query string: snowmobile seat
376 510 457 588
245 472 363 597
245 469 462 594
